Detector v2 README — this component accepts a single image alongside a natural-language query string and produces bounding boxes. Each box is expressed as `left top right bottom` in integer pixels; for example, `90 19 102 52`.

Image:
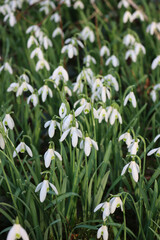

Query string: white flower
36 59 50 72
35 180 58 202
147 147 160 157
128 139 140 155
80 137 98 156
103 74 119 91
146 22 160 35
30 47 44 59
7 83 19 93
38 85 53 102
110 197 123 214
121 161 140 182
27 35 38 48
52 66 69 83
3 114 15 130
4 12 17 27
154 134 160 142
83 55 96 67
80 26 95 42
7 223 29 240
0 62 13 74
40 36 53 50
124 91 137 108
52 27 64 38
105 55 119 67
16 82 33 97
61 44 78 59
50 12 60 22
109 108 122 125
132 10 144 22
150 89 157 102
73 1 84 9
100 46 110 57
44 148 62 168
94 201 110 220
123 34 135 46
0 123 7 150
13 142 33 158
27 93 39 107
60 126 82 147
62 114 74 131
97 225 108 240
59 103 67 118
119 132 132 147
125 50 137 62
98 106 112 123
74 98 91 116
151 56 160 70
123 11 132 23
44 120 60 138
134 43 146 55
118 0 129 9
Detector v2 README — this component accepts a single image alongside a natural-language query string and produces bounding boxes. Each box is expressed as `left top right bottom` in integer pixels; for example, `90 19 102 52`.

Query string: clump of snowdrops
0 0 160 239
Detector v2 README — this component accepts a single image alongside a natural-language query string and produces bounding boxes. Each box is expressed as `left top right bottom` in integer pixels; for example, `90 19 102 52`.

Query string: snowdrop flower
128 139 140 155
150 89 157 102
7 223 29 240
40 36 53 50
123 11 132 23
73 1 84 9
109 108 122 125
103 74 119 91
35 179 58 202
16 81 34 97
105 55 119 67
20 74 30 82
30 47 44 59
52 27 64 38
4 12 17 27
38 85 53 102
147 147 160 157
39 0 56 15
134 43 146 55
0 123 7 150
74 98 91 116
62 114 74 131
80 26 95 42
97 225 108 240
118 0 129 9
146 22 160 35
7 83 19 93
60 0 71 7
132 10 144 22
124 91 137 108
123 34 135 46
60 126 82 147
100 46 110 57
64 86 72 96
154 134 160 142
61 44 78 59
83 55 96 67
76 68 94 86
27 93 39 107
0 62 13 74
100 86 111 102
44 148 62 168
98 106 112 123
94 201 110 220
51 66 69 83
3 114 15 130
125 49 137 62
80 136 98 156
50 12 60 22
27 35 38 48
59 103 67 118
44 120 60 138
119 132 132 147
151 56 160 70
13 142 33 158
110 196 123 214
121 161 140 182
35 58 50 72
